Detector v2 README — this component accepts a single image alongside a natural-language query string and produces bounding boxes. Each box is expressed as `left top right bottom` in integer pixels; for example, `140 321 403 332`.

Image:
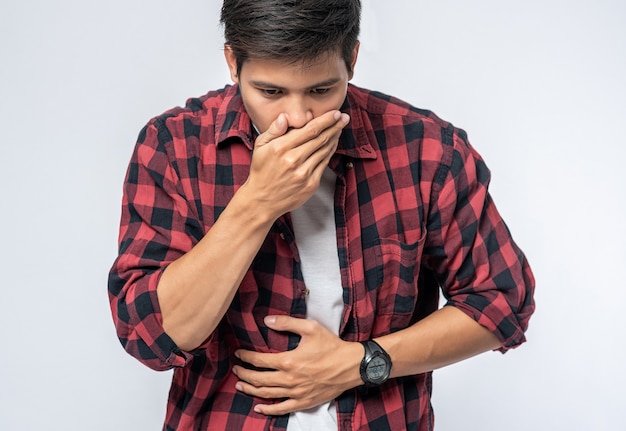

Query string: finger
255 113 288 147
288 112 349 163
234 373 296 399
264 315 329 338
253 399 302 416
232 365 288 389
235 349 284 371
304 128 341 180
297 111 349 151
274 110 347 152
288 109 342 141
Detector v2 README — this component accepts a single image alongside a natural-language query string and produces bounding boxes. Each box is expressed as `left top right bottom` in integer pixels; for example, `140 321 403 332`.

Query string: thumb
255 113 287 147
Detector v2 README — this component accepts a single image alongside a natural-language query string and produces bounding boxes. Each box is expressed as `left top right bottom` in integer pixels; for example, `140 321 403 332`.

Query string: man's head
220 0 361 133
220 0 361 75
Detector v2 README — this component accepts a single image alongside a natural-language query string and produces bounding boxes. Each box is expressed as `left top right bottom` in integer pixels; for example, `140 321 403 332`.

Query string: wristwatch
359 340 392 386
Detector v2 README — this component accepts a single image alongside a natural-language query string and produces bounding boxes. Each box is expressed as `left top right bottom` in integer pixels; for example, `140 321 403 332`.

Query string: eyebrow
249 77 342 91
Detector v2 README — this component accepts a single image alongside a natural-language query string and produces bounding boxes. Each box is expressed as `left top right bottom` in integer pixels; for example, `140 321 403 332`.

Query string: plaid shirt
109 84 535 431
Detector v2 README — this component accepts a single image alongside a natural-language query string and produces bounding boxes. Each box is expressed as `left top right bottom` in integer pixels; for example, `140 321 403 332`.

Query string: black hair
220 0 361 74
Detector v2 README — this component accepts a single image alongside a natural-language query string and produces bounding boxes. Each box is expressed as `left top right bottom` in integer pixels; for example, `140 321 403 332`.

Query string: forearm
376 306 501 378
157 183 275 352
156 111 347 352
232 309 501 416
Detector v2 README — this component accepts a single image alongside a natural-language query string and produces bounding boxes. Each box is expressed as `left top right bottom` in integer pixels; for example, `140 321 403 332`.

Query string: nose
284 97 313 129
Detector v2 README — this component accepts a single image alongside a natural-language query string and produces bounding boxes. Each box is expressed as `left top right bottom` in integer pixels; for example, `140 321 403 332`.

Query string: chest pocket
363 232 427 336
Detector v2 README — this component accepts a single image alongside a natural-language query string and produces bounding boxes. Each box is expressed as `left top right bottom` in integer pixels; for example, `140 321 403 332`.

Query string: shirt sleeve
423 126 535 352
108 119 205 370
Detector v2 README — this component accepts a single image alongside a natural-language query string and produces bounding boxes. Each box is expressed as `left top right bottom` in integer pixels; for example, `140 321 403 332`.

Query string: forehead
240 52 347 87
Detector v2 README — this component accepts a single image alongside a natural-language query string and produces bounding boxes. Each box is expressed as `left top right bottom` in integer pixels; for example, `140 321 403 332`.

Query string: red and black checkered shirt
109 84 535 431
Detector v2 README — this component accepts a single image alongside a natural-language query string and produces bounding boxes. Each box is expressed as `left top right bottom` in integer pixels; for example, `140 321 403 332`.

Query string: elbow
161 317 217 353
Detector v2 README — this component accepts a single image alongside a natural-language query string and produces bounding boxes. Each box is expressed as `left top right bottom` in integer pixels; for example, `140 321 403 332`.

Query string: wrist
231 182 280 226
338 341 368 391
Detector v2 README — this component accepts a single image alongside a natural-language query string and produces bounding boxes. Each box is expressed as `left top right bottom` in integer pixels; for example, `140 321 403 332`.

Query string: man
108 1 535 430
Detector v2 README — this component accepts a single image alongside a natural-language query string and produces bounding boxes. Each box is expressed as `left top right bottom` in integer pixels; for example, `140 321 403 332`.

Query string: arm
158 111 350 351
233 126 535 415
378 305 500 377
233 308 498 416
109 110 350 362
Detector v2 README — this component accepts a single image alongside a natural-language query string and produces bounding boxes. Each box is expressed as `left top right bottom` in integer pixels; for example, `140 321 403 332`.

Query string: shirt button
279 233 286 240
345 161 354 169
303 288 310 297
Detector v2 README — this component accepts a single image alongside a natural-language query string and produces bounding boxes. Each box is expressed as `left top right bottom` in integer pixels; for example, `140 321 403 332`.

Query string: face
224 45 359 133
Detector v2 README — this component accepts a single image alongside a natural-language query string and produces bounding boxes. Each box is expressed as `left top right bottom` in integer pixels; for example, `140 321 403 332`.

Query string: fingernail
254 405 262 414
334 111 342 121
264 315 276 326
234 350 240 359
341 113 350 124
235 382 243 391
276 114 285 127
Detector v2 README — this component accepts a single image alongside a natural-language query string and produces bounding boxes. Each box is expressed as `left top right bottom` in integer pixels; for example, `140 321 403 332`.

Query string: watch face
366 355 389 381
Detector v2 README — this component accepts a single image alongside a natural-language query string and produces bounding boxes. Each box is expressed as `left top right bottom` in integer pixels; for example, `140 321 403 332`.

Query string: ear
223 45 239 83
348 41 360 80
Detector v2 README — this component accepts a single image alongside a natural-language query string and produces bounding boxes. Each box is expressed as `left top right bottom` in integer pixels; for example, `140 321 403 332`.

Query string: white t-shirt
287 167 344 430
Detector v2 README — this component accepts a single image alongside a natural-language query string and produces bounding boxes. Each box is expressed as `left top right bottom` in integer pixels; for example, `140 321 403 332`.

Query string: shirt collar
214 85 255 150
213 84 377 160
336 87 377 160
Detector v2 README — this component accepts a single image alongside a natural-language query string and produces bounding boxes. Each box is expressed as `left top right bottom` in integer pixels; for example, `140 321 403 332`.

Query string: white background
1 1 624 430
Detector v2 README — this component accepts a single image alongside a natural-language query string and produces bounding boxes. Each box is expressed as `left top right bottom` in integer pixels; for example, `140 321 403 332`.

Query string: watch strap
359 340 392 386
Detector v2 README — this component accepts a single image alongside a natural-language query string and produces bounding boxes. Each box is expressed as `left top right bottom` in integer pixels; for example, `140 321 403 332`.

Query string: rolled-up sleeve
108 120 204 370
424 126 535 352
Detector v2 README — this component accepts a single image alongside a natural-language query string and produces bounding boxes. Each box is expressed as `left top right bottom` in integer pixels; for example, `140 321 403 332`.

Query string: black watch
359 340 392 386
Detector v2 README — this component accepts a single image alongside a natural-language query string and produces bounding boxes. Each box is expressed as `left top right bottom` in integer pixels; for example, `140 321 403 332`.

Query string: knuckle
321 133 332 144
285 373 299 387
313 132 330 147
292 386 309 399
257 387 273 398
283 154 298 168
246 375 262 387
298 182 315 198
280 356 296 371
304 122 321 137
267 124 281 136
270 142 286 158
305 319 320 331
293 169 309 183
